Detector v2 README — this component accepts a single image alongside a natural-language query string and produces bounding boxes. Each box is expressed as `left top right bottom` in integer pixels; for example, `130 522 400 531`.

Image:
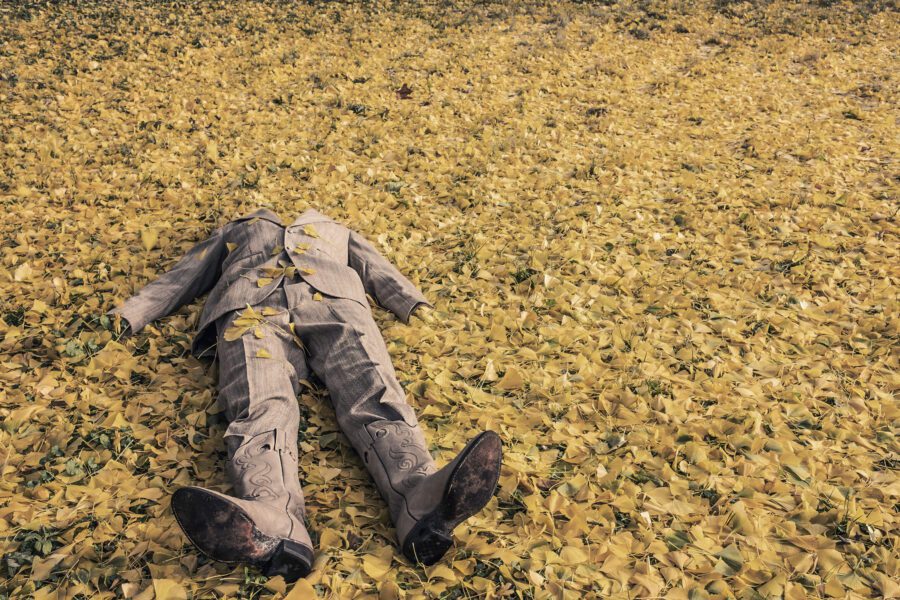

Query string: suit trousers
213 277 421 460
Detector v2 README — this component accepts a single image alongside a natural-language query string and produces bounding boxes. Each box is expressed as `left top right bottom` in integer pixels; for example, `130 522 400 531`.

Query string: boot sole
171 486 313 582
401 431 503 565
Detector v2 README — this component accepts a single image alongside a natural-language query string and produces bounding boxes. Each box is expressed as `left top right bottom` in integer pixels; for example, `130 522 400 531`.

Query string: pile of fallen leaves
0 0 896 598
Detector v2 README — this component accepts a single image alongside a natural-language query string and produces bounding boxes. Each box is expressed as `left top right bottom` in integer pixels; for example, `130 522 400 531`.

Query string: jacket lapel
232 207 335 228
232 207 283 225
288 208 335 228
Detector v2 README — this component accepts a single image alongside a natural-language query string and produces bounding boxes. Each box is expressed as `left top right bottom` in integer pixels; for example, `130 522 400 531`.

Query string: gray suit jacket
107 208 433 359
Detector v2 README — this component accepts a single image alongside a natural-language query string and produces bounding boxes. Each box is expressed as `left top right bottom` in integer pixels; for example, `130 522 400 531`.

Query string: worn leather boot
171 429 314 582
362 421 502 565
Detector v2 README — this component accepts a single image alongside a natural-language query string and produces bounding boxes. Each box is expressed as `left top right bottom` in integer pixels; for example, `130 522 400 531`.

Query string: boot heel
402 516 453 566
263 539 314 582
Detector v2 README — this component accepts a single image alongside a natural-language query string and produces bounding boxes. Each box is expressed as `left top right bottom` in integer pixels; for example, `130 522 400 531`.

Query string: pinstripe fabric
216 272 430 464
107 208 437 478
107 208 433 361
214 288 307 458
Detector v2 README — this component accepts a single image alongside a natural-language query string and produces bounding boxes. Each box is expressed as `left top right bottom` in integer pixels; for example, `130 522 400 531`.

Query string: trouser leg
282 282 501 566
286 288 430 455
286 286 437 512
171 289 314 582
215 290 308 459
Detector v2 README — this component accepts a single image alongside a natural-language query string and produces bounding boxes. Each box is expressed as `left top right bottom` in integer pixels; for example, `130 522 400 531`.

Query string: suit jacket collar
233 207 283 225
233 207 335 227
289 208 335 227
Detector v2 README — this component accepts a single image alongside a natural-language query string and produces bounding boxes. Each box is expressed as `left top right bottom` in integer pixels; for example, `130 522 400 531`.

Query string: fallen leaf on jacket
223 306 266 340
226 242 238 253
270 244 283 256
301 267 316 275
257 277 273 287
303 224 319 237
262 265 285 276
256 348 271 358
313 292 323 301
223 325 247 341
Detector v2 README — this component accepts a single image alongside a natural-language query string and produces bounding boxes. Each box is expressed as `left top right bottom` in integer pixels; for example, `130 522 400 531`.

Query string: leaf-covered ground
0 1 897 598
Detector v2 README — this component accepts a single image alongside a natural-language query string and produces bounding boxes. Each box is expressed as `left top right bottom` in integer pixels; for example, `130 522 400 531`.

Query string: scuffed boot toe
171 486 313 582
401 431 503 565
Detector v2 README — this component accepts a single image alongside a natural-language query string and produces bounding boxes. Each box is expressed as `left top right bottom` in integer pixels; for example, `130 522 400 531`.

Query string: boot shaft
362 421 437 524
362 425 503 554
226 429 307 524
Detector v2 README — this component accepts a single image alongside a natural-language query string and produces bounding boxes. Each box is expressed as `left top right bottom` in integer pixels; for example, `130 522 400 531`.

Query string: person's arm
107 224 229 336
347 229 433 323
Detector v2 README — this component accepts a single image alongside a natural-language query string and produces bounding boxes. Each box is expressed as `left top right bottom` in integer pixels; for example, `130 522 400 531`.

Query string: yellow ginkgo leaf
10 8 895 596
222 306 266 340
140 228 158 251
222 325 247 341
481 360 498 382
362 551 392 579
560 546 589 565
13 262 32 282
494 366 525 390
153 579 187 600
283 579 316 600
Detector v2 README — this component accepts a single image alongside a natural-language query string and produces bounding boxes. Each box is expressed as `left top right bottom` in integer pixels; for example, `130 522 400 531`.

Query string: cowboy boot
362 421 502 565
171 429 314 582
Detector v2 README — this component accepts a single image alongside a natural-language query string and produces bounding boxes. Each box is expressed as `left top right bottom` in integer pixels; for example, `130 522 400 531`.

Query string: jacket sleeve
107 224 229 334
347 229 433 323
